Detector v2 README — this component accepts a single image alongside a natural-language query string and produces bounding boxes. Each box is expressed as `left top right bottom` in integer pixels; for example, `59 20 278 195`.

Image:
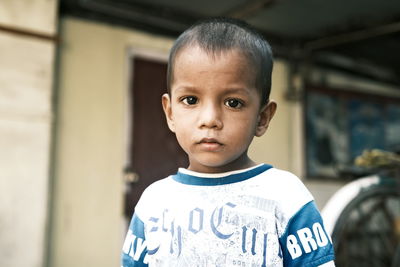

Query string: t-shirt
121 164 335 267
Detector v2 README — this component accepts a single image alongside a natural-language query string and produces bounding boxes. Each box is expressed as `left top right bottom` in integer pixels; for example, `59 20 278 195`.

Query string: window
305 86 400 179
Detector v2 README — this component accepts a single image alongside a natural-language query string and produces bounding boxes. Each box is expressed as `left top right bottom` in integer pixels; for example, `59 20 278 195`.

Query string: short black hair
167 17 274 104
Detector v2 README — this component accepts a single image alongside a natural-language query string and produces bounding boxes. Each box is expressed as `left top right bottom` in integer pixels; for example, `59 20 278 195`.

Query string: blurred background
1 0 400 266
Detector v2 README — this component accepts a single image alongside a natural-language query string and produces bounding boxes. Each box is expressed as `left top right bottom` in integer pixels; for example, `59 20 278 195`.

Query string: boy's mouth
197 138 223 151
198 138 221 144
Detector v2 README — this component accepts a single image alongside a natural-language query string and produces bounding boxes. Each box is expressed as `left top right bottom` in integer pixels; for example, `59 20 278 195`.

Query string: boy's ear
255 100 277 137
162 93 176 133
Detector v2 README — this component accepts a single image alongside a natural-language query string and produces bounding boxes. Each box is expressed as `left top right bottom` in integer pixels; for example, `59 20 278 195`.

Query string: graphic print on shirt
278 201 334 267
122 200 333 266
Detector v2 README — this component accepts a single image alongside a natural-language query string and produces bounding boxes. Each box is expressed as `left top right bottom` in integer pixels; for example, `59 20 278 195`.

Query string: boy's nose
198 103 223 129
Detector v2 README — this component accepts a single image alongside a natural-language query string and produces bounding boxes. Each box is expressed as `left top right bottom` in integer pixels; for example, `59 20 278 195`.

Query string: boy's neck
188 154 257 174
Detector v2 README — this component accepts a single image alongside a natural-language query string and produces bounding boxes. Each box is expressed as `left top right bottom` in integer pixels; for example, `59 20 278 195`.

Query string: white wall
0 1 58 267
0 0 57 34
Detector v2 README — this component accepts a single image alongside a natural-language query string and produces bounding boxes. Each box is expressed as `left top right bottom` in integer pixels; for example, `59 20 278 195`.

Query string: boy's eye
224 98 243 109
182 96 198 105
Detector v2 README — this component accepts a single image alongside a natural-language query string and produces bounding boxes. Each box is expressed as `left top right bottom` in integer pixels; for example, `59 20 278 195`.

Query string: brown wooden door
124 57 188 220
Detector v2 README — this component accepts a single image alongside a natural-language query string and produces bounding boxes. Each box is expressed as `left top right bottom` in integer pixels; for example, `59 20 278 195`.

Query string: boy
122 18 335 267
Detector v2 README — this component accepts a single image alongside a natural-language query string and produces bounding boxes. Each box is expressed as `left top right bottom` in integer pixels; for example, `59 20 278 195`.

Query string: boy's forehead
174 47 254 79
175 45 249 63
173 45 256 78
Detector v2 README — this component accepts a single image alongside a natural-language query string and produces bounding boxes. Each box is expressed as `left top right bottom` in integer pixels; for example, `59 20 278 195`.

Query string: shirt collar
172 164 272 186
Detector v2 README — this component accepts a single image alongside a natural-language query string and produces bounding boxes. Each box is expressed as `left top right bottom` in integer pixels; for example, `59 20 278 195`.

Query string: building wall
0 1 58 267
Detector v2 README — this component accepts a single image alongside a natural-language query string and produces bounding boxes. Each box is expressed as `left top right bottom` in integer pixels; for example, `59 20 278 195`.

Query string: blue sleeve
121 214 148 267
279 201 335 267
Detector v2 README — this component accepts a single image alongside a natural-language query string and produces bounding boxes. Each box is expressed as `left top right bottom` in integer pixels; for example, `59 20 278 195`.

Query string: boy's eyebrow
222 87 252 95
173 86 199 94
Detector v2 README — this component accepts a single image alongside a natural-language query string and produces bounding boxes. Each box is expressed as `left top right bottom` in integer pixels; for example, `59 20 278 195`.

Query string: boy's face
162 46 276 173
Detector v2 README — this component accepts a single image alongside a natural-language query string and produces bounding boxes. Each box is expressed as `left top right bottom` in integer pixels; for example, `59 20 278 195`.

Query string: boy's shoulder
253 167 314 211
134 174 175 214
260 167 312 196
138 174 174 196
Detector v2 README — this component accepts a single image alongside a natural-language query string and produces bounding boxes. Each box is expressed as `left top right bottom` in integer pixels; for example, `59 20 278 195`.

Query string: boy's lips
197 138 223 151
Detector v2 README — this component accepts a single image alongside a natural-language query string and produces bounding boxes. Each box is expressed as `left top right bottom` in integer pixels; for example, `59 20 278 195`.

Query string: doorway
124 56 188 220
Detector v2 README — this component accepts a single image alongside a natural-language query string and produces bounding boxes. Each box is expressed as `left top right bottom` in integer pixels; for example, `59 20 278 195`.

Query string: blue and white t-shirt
122 164 335 266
